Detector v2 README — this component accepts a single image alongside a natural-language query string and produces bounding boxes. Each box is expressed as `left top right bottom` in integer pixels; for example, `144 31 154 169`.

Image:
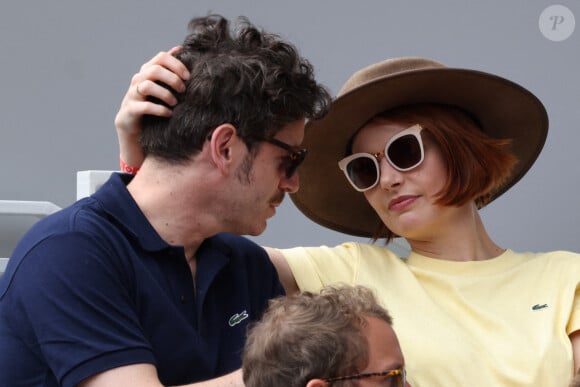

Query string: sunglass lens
387 134 422 170
346 157 378 190
386 370 405 387
285 151 307 178
286 162 298 178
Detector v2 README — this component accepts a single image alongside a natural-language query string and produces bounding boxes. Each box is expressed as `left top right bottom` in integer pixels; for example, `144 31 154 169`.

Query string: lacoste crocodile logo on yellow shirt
532 303 548 311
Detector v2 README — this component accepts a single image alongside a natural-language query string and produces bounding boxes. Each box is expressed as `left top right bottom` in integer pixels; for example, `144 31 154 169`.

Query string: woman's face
351 119 462 240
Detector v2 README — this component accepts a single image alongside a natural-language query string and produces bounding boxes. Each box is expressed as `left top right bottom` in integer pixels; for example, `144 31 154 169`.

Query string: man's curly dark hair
140 14 331 162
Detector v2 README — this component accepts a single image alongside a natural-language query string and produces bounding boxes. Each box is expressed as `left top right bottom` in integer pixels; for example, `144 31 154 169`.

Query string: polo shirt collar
93 173 169 252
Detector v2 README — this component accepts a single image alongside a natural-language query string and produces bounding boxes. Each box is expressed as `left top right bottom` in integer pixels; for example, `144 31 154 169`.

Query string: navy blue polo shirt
0 173 284 387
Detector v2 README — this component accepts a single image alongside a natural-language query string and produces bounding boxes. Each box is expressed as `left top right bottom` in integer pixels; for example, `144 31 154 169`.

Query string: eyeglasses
338 124 425 192
264 138 308 178
324 366 406 386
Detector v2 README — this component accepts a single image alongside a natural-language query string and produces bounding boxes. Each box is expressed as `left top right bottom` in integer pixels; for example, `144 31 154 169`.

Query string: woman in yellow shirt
114 51 580 386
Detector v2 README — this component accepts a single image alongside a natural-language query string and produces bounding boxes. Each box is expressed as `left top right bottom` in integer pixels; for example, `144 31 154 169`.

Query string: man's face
226 119 306 236
357 316 409 386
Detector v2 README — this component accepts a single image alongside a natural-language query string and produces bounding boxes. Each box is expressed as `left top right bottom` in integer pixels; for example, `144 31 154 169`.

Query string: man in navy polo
0 14 330 387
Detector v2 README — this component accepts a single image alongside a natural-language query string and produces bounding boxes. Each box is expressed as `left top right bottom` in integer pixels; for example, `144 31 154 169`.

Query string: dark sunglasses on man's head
338 124 425 192
264 138 308 178
324 366 406 386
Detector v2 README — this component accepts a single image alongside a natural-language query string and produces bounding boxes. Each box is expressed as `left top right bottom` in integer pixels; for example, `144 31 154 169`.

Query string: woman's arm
264 247 299 295
115 47 189 169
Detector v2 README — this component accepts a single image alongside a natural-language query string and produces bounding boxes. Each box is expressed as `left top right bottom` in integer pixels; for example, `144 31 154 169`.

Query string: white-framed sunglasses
338 124 425 192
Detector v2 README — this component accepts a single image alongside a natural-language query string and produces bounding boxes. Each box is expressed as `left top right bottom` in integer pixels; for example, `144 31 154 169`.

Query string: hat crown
339 57 446 97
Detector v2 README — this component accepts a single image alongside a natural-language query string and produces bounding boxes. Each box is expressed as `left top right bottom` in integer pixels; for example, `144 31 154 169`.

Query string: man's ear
207 123 238 174
306 379 329 387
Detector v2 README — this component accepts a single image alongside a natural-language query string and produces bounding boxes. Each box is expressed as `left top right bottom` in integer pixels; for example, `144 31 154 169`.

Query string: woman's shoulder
281 241 404 263
511 249 580 273
514 249 580 261
279 241 399 258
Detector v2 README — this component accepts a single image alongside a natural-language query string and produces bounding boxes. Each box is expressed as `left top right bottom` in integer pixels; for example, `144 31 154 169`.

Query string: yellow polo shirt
282 243 580 386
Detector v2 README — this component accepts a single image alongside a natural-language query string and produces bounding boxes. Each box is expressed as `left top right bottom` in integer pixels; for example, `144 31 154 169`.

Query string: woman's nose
377 158 403 190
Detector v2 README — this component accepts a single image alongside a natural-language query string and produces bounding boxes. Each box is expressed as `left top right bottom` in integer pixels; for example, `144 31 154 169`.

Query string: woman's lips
389 195 418 211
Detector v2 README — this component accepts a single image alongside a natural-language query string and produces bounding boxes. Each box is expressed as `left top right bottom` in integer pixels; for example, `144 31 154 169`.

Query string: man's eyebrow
376 361 404 371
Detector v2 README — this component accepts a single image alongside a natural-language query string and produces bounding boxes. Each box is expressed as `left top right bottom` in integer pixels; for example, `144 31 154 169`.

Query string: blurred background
0 0 578 262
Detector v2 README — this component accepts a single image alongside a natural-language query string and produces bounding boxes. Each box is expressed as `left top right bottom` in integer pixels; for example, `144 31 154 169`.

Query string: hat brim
290 67 548 238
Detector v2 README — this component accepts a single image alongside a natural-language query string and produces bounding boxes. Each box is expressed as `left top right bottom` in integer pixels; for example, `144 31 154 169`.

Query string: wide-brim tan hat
290 57 548 238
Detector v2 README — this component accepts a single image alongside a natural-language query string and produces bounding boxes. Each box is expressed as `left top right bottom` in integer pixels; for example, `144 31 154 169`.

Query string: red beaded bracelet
120 157 140 174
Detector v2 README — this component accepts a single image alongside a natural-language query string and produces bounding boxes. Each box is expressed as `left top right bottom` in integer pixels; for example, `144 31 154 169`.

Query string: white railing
76 170 114 200
0 200 61 218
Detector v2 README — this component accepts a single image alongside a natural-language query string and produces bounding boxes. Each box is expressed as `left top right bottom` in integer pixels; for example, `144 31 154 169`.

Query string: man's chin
245 222 268 237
